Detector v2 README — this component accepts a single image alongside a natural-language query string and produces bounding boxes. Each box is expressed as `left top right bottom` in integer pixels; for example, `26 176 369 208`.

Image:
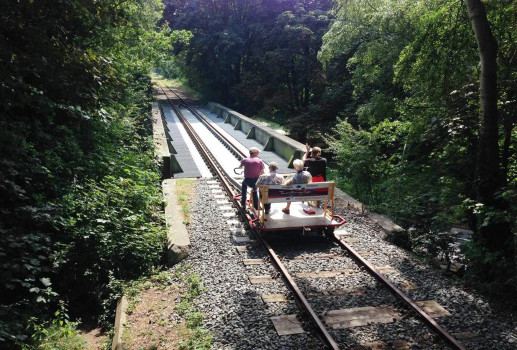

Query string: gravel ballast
176 179 516 349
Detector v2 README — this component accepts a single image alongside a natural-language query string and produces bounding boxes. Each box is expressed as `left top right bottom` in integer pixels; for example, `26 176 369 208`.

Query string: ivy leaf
40 277 52 287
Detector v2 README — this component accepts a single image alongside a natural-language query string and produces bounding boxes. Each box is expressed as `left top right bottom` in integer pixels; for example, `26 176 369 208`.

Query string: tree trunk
465 0 513 259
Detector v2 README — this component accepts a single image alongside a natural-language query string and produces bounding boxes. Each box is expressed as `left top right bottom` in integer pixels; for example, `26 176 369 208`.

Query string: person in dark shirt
303 143 327 182
303 143 327 207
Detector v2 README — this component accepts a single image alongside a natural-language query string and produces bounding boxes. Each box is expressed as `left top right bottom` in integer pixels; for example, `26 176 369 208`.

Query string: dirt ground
78 325 108 349
122 284 185 350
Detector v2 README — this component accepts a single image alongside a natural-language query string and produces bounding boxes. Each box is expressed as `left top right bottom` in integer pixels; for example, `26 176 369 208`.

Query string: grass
124 270 174 314
175 179 196 224
151 73 201 100
174 266 212 350
24 316 86 350
121 265 211 349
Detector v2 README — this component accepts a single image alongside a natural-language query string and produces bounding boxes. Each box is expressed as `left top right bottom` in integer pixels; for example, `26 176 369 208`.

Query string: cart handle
249 218 261 229
333 214 347 226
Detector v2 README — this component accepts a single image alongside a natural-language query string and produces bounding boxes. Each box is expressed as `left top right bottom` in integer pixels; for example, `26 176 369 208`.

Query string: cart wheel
322 226 335 239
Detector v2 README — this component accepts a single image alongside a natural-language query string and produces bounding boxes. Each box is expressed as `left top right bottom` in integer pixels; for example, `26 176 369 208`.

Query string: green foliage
124 270 174 314
161 0 333 122
319 0 516 288
462 240 517 297
21 309 85 350
0 0 178 346
173 267 211 350
56 137 167 326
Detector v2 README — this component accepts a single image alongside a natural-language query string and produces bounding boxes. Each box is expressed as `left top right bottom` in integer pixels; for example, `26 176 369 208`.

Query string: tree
161 0 332 118
465 0 514 265
0 0 177 345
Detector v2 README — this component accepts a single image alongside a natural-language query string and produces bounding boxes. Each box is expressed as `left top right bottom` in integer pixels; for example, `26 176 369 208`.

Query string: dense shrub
0 0 179 346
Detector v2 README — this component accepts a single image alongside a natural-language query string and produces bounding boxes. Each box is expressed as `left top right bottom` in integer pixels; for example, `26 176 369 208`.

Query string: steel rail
167 87 247 161
160 87 237 192
159 86 340 350
160 85 466 350
334 237 466 350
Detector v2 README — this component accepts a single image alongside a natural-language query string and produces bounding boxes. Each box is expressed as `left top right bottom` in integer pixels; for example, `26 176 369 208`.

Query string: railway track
158 85 467 350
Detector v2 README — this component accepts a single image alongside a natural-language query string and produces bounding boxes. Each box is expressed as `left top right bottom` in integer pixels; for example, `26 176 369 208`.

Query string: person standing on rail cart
239 147 265 210
256 162 284 214
303 143 327 207
302 143 327 182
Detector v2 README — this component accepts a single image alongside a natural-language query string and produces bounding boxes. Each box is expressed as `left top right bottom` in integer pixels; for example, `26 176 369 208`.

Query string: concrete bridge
206 102 306 168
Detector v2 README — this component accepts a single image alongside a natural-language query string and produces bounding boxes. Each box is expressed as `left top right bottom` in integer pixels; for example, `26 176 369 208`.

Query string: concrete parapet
334 188 364 212
111 296 128 350
152 102 173 179
163 179 191 265
207 102 305 167
206 101 406 236
333 188 405 237
367 212 405 234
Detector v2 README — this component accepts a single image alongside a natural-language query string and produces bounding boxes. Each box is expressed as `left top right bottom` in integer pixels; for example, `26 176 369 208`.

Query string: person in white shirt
255 162 284 214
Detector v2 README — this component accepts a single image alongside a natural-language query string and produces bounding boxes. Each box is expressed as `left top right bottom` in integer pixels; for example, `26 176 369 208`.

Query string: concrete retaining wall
152 102 172 179
207 102 405 235
208 102 306 167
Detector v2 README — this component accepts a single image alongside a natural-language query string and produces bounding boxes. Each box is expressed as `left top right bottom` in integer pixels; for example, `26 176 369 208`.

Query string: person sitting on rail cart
255 162 284 214
282 159 312 215
238 147 265 210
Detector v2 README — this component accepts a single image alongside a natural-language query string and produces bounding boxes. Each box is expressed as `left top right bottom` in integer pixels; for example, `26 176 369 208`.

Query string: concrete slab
295 269 353 278
111 296 128 350
243 259 264 265
368 212 405 234
218 206 234 211
375 265 396 274
163 179 191 265
452 332 484 343
151 102 172 179
262 294 288 303
230 228 244 235
270 315 305 336
234 236 252 243
323 306 401 329
415 300 451 318
399 282 419 291
249 275 275 284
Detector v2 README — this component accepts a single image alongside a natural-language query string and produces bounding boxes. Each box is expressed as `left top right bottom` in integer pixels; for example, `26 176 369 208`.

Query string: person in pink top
239 147 265 210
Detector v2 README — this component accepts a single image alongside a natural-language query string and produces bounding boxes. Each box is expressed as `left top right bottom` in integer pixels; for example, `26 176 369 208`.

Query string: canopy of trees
0 0 188 346
162 0 516 292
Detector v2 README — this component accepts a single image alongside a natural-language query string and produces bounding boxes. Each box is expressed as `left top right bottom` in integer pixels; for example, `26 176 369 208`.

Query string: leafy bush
53 109 167 327
1 0 175 342
22 309 85 350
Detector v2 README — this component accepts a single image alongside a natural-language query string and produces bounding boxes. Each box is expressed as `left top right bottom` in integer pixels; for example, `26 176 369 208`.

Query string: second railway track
158 84 480 349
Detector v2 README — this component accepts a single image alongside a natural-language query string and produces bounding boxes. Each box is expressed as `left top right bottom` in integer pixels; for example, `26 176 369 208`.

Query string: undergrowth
175 179 196 225
174 265 212 350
